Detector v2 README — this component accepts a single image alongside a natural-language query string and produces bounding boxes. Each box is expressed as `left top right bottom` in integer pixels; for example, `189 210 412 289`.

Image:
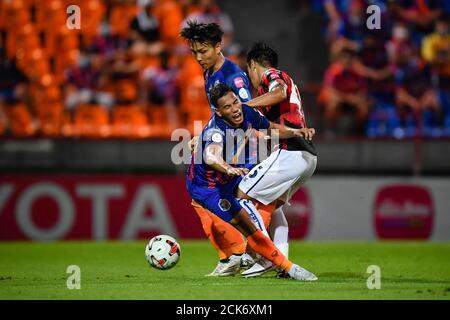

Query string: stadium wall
2 139 450 174
1 175 449 241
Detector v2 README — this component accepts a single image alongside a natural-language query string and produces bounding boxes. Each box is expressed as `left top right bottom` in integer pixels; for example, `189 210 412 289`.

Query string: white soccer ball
145 235 181 270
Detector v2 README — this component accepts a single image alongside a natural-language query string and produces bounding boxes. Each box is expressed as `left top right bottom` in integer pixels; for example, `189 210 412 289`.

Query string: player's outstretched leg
241 204 289 278
230 207 317 281
192 201 246 276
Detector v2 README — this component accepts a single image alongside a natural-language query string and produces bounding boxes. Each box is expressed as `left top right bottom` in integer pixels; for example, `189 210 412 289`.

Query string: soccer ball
145 235 181 270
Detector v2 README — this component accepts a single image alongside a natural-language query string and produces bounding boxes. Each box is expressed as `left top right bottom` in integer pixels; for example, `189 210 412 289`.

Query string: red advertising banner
283 188 311 239
0 175 311 241
0 175 203 241
374 184 434 239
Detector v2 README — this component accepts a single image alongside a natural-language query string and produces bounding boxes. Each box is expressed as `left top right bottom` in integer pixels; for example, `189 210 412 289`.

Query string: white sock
269 206 289 258
239 199 269 237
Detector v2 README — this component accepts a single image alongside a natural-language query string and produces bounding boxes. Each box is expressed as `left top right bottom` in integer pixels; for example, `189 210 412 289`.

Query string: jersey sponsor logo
211 132 223 143
374 185 434 239
234 77 245 88
218 199 231 211
238 88 249 100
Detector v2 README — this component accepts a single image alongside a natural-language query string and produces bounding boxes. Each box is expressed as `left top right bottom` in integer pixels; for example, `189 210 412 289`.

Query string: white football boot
205 255 241 277
239 253 255 271
241 258 276 278
287 264 318 281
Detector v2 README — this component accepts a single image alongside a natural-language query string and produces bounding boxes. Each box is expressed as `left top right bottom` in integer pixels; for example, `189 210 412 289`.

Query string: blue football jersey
186 104 270 201
204 58 252 112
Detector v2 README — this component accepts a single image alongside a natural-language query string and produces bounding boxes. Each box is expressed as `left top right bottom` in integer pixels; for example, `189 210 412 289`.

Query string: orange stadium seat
67 103 110 138
26 49 51 80
44 27 79 58
147 105 173 138
111 105 151 138
4 103 36 138
3 0 30 33
36 102 65 137
110 3 137 37
0 120 5 137
38 0 68 36
78 0 105 46
0 107 6 137
53 49 79 83
7 23 38 61
154 0 184 47
177 56 211 132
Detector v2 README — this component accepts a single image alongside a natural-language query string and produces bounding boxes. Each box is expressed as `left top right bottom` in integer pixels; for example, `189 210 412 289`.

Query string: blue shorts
187 179 243 222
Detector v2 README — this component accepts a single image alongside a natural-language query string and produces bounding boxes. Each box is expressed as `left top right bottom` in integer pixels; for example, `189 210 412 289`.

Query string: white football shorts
238 149 317 205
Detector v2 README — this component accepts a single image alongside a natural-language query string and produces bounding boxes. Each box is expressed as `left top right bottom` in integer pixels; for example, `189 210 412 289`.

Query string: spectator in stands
388 0 443 45
129 0 163 56
0 46 30 137
422 17 450 135
393 50 442 137
130 0 160 44
142 50 179 129
356 32 392 83
320 48 370 136
329 0 366 58
358 32 400 138
0 46 29 106
88 19 130 59
386 23 417 65
64 52 113 111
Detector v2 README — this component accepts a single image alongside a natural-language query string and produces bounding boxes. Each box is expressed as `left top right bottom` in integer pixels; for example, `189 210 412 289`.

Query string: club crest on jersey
212 132 223 143
219 199 231 211
234 77 245 88
238 88 249 100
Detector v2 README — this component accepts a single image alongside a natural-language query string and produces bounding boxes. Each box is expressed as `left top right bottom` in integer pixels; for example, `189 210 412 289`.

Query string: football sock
239 199 269 237
255 203 275 228
269 206 289 258
246 229 293 272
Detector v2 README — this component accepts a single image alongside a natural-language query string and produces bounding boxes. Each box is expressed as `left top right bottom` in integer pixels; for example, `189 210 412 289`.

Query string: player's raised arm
246 80 287 108
268 122 315 141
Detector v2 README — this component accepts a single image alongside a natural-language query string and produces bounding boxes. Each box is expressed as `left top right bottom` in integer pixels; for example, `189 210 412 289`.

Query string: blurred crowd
315 0 450 138
0 0 243 138
1 0 450 140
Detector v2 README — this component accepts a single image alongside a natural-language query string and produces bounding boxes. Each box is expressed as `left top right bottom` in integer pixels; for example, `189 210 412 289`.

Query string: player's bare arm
204 144 249 176
268 122 315 141
189 135 199 153
246 79 288 108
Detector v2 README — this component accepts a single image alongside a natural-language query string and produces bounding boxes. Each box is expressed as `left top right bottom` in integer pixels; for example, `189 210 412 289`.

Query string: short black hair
209 83 232 109
246 42 278 68
180 20 224 46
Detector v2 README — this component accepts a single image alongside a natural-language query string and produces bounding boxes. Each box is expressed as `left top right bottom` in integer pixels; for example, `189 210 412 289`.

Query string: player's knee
230 209 258 237
235 187 251 200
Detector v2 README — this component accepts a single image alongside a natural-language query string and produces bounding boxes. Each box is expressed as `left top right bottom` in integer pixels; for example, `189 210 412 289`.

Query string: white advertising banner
302 177 450 241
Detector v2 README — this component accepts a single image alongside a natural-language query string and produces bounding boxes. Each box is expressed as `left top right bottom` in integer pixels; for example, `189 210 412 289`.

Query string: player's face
190 41 220 70
247 60 260 89
215 91 243 127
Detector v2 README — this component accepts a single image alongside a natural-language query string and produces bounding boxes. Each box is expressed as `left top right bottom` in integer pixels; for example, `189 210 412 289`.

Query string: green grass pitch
1 241 450 300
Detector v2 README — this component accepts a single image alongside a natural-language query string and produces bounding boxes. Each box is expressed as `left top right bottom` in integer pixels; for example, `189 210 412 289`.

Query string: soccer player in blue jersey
180 21 254 276
180 21 252 112
186 83 317 281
